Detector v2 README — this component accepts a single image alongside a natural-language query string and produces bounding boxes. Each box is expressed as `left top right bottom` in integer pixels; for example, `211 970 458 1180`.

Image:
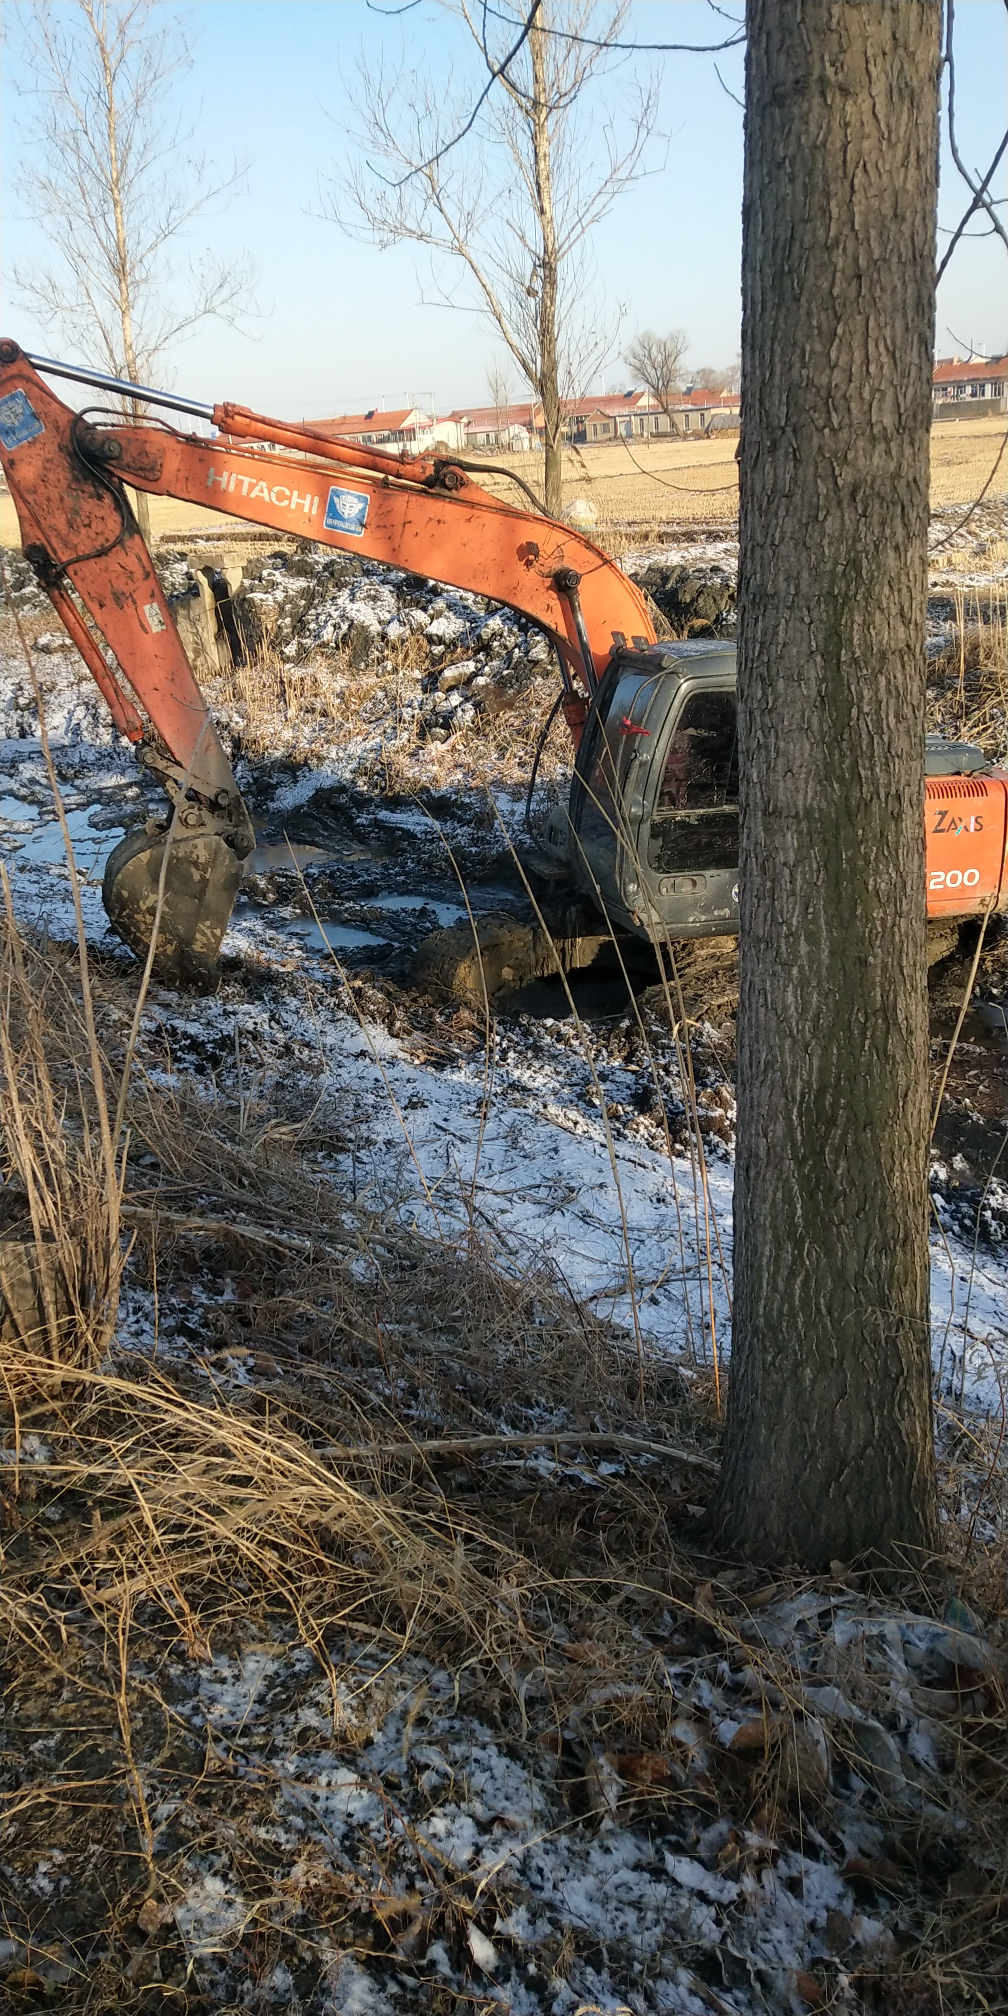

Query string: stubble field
0 411 1003 545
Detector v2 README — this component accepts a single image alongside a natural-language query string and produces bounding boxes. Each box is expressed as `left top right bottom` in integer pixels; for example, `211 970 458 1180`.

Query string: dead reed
0 891 126 1382
928 578 1008 757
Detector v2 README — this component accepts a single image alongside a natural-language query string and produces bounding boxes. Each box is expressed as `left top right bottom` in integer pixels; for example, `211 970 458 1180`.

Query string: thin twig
322 1427 718 1473
930 903 993 1139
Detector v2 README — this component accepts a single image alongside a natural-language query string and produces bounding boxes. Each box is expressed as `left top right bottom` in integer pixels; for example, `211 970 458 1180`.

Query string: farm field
1 411 1003 547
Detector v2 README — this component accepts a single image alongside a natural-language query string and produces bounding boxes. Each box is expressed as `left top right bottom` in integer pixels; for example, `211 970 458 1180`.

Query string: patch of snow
174 1871 248 1955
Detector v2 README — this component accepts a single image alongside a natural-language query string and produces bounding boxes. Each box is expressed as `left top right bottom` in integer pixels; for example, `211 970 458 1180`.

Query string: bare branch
936 130 1008 284
389 0 543 185
9 0 260 406
944 0 1008 259
479 0 744 55
327 0 660 514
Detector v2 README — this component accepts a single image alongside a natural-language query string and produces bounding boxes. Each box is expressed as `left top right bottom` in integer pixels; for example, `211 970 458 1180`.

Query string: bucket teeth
102 800 253 985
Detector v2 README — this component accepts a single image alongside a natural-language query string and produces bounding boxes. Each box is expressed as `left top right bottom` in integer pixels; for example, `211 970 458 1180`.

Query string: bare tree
10 0 257 538
711 0 941 1567
486 358 514 446
331 3 660 516
624 327 688 426
690 364 726 390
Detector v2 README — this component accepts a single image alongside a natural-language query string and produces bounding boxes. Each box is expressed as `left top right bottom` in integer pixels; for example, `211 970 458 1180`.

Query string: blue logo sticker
324 485 369 537
0 390 45 453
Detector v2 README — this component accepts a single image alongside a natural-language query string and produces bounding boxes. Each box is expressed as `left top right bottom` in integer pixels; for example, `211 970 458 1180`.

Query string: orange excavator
1 339 1005 982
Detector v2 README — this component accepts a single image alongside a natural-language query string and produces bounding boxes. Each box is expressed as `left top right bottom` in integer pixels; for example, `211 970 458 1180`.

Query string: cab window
578 703 620 849
656 689 738 811
648 688 739 874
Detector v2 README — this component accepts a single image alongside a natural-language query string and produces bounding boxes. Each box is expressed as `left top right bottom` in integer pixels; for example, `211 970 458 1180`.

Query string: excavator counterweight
1 339 1005 981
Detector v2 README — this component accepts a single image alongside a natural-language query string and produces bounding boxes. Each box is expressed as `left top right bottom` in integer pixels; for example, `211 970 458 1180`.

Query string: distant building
300 408 465 454
569 387 740 441
447 387 741 450
445 404 536 451
932 356 1007 416
292 382 743 460
302 408 432 451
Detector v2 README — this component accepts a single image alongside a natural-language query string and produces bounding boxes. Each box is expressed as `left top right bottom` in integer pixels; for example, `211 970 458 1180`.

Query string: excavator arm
0 341 654 978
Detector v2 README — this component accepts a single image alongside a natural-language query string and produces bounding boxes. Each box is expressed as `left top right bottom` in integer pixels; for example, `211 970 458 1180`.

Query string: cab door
636 672 741 939
568 660 671 929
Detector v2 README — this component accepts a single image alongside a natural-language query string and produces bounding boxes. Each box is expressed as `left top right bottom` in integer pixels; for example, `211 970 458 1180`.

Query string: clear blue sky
2 1 1005 420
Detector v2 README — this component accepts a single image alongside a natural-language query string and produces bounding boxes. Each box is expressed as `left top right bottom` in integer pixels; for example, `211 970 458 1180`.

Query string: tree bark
529 17 563 518
712 0 941 1567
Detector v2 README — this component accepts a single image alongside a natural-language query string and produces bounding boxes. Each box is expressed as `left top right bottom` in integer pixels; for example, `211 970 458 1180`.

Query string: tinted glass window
647 809 738 872
656 690 738 812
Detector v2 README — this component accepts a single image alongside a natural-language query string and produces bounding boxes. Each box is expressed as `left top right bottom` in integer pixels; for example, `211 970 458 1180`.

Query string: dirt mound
631 560 736 637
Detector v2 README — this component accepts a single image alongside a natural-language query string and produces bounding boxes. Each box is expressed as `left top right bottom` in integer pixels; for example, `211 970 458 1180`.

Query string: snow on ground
2 719 1005 1420
156 1603 990 2013
2 524 1006 1417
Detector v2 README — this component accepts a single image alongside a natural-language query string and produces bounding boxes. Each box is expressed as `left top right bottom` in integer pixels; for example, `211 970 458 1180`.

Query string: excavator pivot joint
23 544 64 590
76 423 122 461
425 461 466 493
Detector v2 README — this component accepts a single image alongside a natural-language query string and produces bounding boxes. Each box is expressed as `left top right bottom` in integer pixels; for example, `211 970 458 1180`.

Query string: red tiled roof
677 388 739 409
445 403 537 428
575 391 645 416
933 356 1007 388
303 409 425 437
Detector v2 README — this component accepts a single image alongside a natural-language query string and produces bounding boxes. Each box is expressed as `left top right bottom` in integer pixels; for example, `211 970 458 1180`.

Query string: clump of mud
631 559 736 637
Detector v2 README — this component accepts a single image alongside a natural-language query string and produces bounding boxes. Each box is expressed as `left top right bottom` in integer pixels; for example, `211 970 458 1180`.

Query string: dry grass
209 625 574 804
0 491 254 548
471 431 741 531
462 415 1008 537
932 532 1007 580
1 918 1006 2008
928 577 1008 756
0 889 124 1382
928 416 1008 512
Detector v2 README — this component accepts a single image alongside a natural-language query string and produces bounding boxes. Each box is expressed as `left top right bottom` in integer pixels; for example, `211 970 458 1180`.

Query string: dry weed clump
0 889 125 1388
209 634 420 763
928 579 1008 757
209 607 575 801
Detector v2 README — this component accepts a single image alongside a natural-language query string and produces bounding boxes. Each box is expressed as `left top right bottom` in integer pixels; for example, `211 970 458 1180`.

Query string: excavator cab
566 644 741 941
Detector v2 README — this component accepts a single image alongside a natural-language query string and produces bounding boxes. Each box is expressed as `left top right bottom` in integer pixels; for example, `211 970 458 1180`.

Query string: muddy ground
1 511 1007 2013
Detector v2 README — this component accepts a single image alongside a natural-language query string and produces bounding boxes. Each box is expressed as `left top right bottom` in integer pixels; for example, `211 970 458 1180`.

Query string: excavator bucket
102 804 251 986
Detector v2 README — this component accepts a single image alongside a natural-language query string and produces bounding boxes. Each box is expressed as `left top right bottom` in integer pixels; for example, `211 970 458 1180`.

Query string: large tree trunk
712 0 941 1567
